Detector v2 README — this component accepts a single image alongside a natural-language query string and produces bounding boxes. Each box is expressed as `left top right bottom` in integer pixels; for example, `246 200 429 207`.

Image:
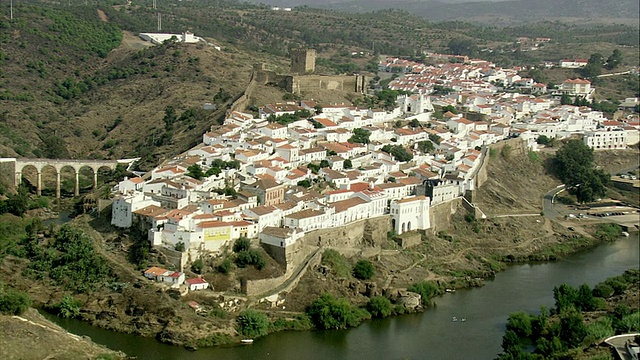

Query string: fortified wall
429 197 463 234
249 216 391 297
252 63 368 98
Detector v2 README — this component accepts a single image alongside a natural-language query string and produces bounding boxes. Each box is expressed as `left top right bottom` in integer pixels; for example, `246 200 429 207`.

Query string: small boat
241 339 254 345
461 318 466 322
445 289 456 293
452 316 458 322
621 231 629 237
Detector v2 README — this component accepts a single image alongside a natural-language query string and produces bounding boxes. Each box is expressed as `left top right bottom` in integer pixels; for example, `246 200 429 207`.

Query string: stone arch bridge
1 158 135 198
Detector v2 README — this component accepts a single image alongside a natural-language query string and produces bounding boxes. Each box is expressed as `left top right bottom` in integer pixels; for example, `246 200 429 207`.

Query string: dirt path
97 9 109 23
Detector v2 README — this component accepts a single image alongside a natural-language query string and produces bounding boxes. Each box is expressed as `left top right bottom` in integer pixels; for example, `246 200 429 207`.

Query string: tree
319 159 330 168
306 293 361 330
536 135 553 146
353 260 375 280
297 179 311 188
236 310 269 338
367 296 393 318
506 312 532 338
441 105 458 114
553 284 579 312
349 128 371 144
343 159 353 169
410 119 421 128
163 106 177 130
605 49 622 70
428 134 442 145
381 145 413 162
581 53 604 78
553 140 609 203
560 93 572 105
186 164 205 180
559 307 587 348
174 242 185 252
191 259 204 274
233 237 250 253
417 140 435 154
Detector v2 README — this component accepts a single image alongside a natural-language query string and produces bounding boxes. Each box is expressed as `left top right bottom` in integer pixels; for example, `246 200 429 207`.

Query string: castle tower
290 48 316 75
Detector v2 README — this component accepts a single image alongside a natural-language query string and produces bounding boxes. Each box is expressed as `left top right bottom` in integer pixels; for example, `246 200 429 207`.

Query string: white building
583 129 627 150
390 196 431 235
185 277 210 291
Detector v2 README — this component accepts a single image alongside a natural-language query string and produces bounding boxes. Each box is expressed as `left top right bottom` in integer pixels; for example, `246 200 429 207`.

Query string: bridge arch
10 158 121 198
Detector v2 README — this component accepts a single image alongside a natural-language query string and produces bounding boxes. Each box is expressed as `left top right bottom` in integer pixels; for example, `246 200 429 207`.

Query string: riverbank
0 308 126 360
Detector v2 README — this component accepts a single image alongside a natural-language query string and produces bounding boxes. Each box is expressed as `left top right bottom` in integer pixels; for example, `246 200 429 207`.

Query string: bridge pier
56 172 61 199
93 172 98 189
74 171 80 196
36 172 42 196
15 172 22 187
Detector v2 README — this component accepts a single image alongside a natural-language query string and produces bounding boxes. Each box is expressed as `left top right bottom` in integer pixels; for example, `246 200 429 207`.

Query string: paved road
543 185 566 220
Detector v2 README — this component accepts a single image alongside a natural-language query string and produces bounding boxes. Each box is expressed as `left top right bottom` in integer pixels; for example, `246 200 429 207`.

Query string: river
44 233 639 360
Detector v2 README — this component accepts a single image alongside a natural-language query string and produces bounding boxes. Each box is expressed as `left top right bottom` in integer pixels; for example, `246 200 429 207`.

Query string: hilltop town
110 52 640 296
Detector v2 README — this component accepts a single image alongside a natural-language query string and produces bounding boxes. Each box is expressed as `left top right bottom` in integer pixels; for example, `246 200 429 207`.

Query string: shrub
217 258 232 274
191 259 204 274
321 249 351 278
55 295 82 318
236 309 269 338
233 237 250 253
306 293 368 330
235 249 266 270
506 312 532 338
353 260 375 280
408 281 442 305
366 296 393 318
0 288 31 315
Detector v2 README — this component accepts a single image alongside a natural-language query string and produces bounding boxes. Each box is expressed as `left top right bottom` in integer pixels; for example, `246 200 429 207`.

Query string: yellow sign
203 226 231 242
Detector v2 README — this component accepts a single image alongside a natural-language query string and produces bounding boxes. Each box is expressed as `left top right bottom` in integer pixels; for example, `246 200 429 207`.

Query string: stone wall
428 198 463 234
303 216 391 249
396 232 421 249
242 246 320 297
289 74 367 95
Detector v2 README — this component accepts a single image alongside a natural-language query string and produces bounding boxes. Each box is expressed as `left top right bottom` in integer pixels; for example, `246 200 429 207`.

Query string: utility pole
157 13 161 31
153 0 156 10
10 0 13 20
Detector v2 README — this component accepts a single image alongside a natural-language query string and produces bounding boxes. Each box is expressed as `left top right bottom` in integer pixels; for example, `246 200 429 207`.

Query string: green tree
366 296 393 318
605 49 622 70
441 105 458 114
233 237 250 253
506 312 532 338
191 259 204 274
559 307 587 348
553 140 609 203
353 260 375 280
553 284 579 312
381 145 413 162
319 160 330 168
349 128 371 144
297 179 312 188
217 258 232 274
428 134 442 145
236 310 269 338
163 106 177 130
410 119 421 128
343 159 353 169
417 140 435 153
186 164 205 180
581 53 604 78
306 293 364 330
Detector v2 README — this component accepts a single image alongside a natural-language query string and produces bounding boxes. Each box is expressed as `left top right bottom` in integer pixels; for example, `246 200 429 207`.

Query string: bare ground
0 308 125 360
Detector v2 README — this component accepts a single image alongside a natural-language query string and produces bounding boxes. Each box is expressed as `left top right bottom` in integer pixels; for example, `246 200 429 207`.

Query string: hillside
316 0 640 25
